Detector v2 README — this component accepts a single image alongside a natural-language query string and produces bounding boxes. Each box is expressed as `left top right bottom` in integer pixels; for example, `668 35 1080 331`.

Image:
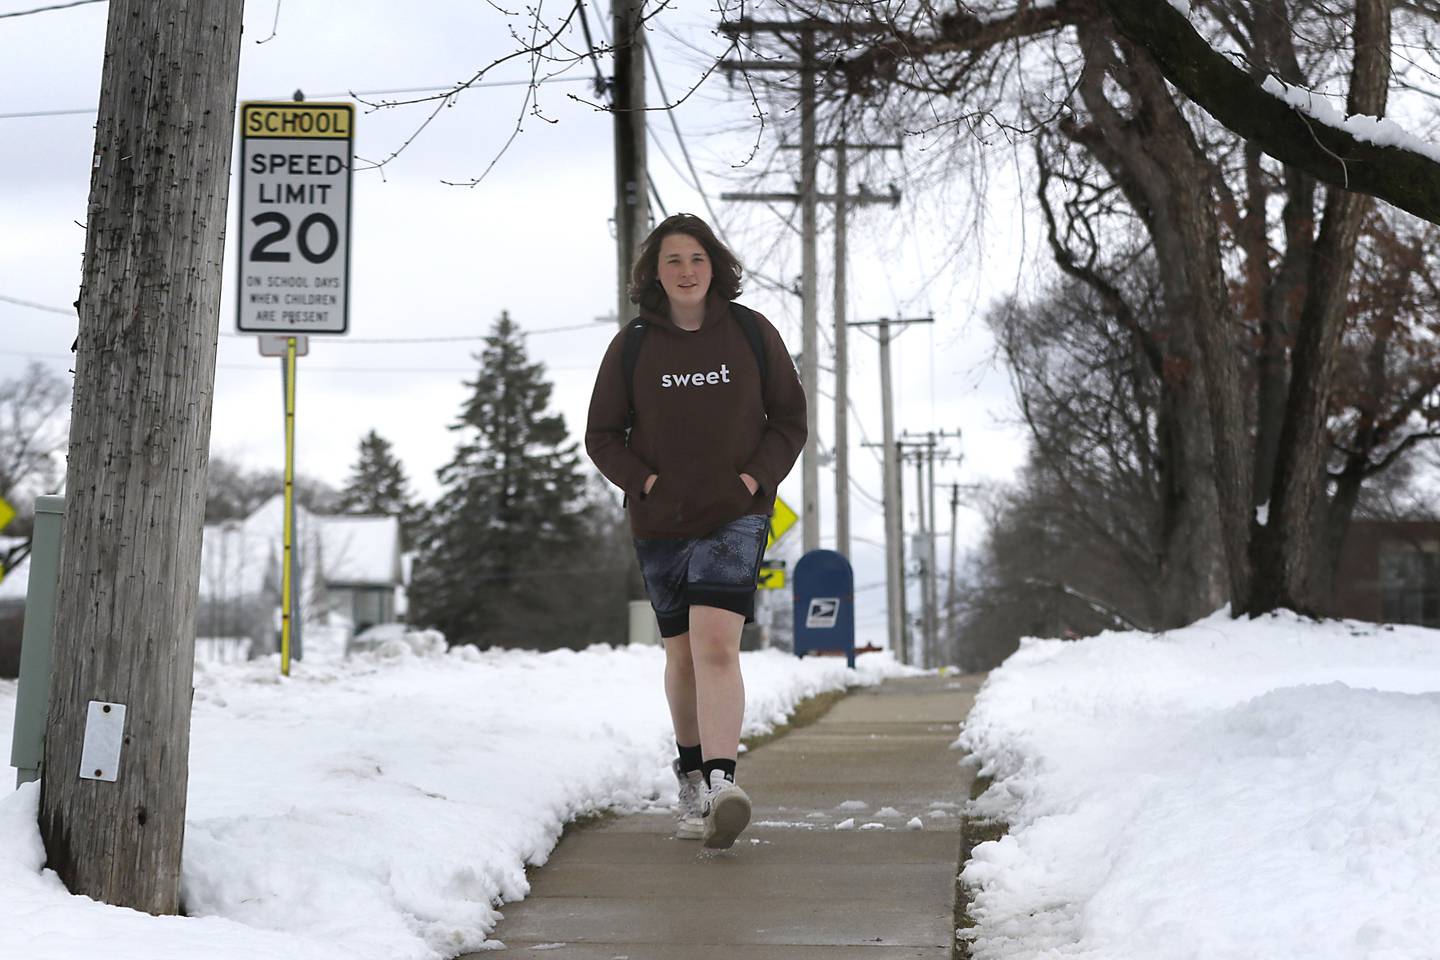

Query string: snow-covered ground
1 637 919 959
958 611 1440 960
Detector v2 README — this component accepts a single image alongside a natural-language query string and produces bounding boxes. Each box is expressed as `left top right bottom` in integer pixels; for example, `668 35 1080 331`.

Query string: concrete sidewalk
466 674 980 959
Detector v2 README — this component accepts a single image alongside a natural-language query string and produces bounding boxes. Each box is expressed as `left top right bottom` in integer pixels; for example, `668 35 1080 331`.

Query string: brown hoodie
585 295 807 538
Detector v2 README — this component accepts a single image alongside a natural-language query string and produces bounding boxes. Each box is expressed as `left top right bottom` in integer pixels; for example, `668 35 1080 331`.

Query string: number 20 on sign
236 101 354 336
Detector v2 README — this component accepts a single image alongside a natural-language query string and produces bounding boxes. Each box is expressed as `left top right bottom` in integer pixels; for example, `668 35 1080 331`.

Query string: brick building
1329 520 1440 627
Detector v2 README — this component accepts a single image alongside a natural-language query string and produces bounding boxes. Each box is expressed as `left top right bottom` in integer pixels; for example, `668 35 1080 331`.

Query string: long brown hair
628 213 744 315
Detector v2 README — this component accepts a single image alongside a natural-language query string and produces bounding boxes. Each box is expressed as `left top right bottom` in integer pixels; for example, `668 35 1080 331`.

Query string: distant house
197 495 407 658
1329 520 1440 627
0 498 407 673
316 513 406 631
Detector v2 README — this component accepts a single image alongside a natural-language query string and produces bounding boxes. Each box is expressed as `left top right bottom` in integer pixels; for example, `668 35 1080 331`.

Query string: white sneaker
672 760 705 840
702 770 751 850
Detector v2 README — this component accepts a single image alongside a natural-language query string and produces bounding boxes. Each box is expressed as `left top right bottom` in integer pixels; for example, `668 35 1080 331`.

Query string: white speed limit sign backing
236 101 353 335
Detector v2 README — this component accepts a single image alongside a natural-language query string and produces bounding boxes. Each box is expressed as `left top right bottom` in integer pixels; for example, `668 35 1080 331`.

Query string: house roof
0 499 405 604
199 496 402 598
316 513 402 586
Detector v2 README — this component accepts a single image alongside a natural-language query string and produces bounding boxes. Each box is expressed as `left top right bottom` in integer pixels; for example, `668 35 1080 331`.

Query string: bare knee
691 639 737 670
665 635 695 677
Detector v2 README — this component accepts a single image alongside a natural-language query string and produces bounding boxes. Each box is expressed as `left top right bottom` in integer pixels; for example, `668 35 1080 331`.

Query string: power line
642 46 802 303
645 40 728 230
0 293 73 315
0 0 103 20
3 293 611 341
573 1 612 100
221 321 611 343
0 78 590 121
1 351 601 377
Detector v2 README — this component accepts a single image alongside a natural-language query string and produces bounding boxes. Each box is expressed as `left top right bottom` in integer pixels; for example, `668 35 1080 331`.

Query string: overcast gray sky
1 0 1047 643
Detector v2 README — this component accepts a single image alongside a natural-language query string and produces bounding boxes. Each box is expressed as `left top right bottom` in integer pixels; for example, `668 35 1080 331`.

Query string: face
655 233 713 311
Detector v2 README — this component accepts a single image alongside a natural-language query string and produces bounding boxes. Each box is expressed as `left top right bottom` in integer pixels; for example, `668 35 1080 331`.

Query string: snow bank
958 611 1440 959
1 644 917 959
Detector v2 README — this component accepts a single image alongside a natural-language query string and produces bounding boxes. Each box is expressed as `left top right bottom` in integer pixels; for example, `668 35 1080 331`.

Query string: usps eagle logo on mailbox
805 597 840 629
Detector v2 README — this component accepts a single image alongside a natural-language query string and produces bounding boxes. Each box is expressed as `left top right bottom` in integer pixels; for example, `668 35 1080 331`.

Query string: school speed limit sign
237 101 354 335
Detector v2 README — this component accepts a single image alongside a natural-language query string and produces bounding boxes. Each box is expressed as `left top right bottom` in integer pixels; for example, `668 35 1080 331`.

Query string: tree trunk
1314 464 1364 608
1157 380 1227 624
1072 24 1253 610
39 0 243 915
1245 0 1391 614
1251 167 1316 515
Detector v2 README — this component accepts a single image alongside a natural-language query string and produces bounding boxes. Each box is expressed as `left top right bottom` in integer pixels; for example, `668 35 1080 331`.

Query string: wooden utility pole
898 435 936 666
914 445 933 667
948 481 961 665
926 442 939 667
827 138 900 561
857 316 931 663
799 32 819 553
900 429 959 667
718 18 890 554
612 0 649 328
833 138 848 559
894 439 908 663
39 0 244 915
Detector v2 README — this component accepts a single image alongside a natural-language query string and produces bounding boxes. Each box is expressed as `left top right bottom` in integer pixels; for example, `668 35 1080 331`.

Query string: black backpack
621 301 768 444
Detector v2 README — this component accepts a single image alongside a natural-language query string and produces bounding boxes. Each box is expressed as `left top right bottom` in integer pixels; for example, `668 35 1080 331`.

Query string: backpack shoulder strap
620 318 648 438
728 302 768 411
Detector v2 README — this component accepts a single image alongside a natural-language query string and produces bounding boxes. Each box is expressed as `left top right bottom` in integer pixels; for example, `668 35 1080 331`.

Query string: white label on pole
806 598 840 629
236 102 353 336
258 334 309 357
78 701 126 782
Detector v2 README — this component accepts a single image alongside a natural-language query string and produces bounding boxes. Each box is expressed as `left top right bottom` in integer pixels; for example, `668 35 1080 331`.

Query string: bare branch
1100 0 1440 225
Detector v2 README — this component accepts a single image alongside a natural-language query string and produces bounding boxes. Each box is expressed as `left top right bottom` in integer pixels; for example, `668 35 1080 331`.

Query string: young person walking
585 214 806 850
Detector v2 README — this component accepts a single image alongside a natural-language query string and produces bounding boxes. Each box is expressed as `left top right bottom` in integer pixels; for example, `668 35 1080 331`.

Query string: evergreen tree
409 311 618 649
338 430 417 520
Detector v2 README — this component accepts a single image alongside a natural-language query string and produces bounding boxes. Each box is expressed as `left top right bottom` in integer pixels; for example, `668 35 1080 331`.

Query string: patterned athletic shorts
633 513 770 639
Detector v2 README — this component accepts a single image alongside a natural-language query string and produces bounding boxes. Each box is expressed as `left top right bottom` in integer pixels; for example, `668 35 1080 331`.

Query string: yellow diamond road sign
758 561 786 591
0 495 13 584
765 495 798 553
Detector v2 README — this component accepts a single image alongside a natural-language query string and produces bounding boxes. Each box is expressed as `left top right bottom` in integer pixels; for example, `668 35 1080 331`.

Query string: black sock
703 758 737 783
677 742 703 775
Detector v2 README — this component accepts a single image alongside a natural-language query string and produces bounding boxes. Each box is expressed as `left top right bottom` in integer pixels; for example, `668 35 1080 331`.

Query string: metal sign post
279 338 301 672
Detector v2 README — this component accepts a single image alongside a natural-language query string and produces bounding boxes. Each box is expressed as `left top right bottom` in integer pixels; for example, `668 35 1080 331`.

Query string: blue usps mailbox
792 549 855 668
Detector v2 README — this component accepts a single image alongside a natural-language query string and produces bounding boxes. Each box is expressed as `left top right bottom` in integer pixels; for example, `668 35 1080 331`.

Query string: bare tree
734 0 1439 617
991 257 1226 628
328 1 1440 621
952 468 1139 671
1316 210 1440 597
205 454 340 523
0 362 69 500
0 362 69 572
